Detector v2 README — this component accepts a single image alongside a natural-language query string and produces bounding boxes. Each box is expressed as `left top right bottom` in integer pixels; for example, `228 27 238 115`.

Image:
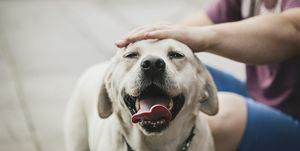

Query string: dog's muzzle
122 56 185 133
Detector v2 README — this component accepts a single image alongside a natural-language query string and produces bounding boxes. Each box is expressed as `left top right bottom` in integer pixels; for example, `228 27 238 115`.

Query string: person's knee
205 92 247 151
209 92 246 133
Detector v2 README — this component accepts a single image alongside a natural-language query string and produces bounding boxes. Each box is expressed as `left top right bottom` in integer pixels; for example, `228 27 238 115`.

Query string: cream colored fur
64 39 218 151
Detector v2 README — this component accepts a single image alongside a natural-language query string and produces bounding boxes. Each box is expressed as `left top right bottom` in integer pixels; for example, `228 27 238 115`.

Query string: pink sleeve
206 0 242 24
282 0 300 11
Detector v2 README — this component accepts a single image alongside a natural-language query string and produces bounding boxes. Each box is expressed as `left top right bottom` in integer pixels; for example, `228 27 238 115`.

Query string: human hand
115 24 216 53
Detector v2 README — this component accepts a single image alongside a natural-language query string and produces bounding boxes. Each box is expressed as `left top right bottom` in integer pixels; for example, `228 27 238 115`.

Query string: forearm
180 11 213 26
206 9 300 64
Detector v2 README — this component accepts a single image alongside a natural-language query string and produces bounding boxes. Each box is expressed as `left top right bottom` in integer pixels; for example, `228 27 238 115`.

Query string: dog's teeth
135 100 140 111
168 100 174 110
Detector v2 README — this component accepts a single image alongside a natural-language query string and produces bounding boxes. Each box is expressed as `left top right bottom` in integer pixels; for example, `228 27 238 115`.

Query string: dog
64 39 218 151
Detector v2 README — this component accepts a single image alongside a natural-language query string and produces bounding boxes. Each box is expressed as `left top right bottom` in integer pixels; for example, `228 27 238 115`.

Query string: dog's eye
168 51 184 59
123 52 139 59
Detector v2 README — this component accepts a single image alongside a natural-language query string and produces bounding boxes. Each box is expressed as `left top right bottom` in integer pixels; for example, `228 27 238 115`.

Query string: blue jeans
206 66 300 151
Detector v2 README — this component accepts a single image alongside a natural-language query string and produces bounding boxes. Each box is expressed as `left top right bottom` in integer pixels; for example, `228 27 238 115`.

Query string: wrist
201 26 220 53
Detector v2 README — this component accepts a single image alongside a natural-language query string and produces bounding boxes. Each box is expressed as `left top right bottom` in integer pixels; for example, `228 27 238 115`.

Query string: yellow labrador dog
64 39 218 151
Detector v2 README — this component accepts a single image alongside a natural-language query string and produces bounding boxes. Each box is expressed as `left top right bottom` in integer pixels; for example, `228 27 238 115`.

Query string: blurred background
0 0 244 150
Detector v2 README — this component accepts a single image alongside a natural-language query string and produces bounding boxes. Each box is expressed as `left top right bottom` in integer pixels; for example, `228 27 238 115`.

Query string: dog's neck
124 126 196 151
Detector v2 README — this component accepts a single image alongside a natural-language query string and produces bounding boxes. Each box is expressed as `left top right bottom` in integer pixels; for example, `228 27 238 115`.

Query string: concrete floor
0 0 244 150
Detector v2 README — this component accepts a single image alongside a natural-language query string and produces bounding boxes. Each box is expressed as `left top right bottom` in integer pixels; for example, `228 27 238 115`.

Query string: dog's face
98 39 218 135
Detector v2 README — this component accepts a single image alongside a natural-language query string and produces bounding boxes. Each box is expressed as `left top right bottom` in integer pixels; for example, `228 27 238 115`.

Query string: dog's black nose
141 56 165 73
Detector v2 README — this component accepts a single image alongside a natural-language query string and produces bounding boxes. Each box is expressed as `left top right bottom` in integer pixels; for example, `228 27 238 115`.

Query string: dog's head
98 39 218 134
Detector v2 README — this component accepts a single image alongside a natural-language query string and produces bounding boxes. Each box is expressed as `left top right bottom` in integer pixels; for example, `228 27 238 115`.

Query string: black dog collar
125 126 195 151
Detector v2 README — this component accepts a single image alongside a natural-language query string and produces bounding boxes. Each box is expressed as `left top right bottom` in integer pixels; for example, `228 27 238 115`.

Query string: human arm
115 8 300 64
208 8 300 64
180 11 213 26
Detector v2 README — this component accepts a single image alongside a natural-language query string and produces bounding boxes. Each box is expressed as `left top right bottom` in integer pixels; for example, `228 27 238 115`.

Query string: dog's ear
195 56 219 115
199 73 219 115
98 63 114 118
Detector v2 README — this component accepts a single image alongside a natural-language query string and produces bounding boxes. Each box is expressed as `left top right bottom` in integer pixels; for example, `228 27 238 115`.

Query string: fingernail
115 40 124 46
115 40 122 44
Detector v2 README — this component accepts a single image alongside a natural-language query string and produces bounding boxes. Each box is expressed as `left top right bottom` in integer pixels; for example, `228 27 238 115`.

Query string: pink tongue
131 97 172 123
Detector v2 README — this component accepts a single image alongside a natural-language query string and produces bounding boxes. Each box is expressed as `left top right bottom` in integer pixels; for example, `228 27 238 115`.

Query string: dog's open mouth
123 84 185 133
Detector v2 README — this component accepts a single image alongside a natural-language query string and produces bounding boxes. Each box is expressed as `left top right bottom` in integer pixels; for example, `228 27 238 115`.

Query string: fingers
115 24 173 48
115 25 208 53
145 29 173 39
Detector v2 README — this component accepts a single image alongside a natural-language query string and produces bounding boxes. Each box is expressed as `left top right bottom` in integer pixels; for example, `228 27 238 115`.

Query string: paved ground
0 0 244 150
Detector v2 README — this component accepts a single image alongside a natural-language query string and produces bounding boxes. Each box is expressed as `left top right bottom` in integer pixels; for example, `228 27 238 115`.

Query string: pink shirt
206 0 300 119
